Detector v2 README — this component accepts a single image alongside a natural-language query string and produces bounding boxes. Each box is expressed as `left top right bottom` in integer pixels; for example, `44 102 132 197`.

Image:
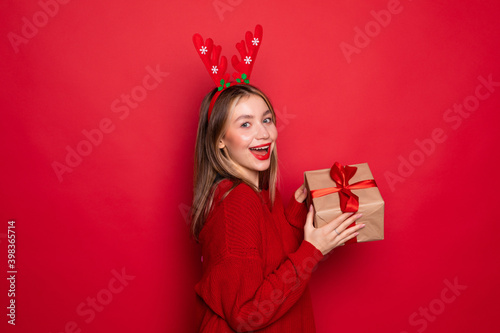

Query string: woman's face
219 94 277 187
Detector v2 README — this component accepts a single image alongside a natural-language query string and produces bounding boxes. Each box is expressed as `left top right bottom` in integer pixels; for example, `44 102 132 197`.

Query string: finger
338 230 360 246
335 213 363 234
323 212 355 234
295 184 307 203
304 205 315 231
339 221 365 237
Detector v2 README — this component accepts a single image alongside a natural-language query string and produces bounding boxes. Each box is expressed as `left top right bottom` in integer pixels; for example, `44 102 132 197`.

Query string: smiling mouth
249 143 272 160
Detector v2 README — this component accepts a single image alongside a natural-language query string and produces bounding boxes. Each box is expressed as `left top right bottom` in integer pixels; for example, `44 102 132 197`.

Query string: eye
263 117 273 124
241 122 250 128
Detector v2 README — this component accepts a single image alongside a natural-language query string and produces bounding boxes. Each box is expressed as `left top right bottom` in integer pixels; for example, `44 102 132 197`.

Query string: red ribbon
311 162 377 212
310 162 378 243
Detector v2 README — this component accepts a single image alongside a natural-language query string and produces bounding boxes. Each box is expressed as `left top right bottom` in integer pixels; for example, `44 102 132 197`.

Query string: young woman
191 84 365 332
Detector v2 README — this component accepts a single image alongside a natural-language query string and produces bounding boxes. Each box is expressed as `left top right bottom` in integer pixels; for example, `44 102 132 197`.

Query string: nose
256 122 270 140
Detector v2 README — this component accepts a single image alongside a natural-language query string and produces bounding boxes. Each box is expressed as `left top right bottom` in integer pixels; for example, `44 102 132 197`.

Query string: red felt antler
193 34 231 90
231 24 263 82
193 25 264 120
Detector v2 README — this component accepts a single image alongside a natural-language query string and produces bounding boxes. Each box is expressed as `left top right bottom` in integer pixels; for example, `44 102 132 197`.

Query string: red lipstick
249 143 272 160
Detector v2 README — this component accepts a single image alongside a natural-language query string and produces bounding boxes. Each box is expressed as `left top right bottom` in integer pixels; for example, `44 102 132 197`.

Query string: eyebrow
234 110 271 122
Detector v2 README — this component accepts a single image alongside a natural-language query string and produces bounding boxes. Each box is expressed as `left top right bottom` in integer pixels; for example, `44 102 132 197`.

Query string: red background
1 0 500 332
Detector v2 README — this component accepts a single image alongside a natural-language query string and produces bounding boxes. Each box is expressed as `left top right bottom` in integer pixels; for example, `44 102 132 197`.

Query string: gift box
304 162 384 244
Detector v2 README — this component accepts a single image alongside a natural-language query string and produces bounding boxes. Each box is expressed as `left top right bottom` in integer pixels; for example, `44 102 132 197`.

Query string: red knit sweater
195 179 324 332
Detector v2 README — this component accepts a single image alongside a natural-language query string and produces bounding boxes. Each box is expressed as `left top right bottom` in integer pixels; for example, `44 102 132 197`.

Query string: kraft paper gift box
304 162 384 244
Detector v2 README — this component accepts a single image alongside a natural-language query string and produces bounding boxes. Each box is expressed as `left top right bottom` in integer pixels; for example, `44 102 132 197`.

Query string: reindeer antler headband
193 24 263 121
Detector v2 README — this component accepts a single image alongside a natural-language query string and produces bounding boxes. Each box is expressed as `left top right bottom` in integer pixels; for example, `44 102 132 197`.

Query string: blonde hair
190 84 278 240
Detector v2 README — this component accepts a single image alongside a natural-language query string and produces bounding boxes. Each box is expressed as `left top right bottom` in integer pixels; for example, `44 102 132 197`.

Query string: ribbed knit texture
195 179 324 332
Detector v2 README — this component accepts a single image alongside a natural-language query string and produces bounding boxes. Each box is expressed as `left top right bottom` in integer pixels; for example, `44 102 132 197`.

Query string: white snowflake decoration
199 46 207 55
211 66 218 74
252 38 260 46
244 56 252 65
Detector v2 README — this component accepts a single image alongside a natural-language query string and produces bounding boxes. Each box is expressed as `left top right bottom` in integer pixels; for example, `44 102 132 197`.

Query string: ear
218 139 225 149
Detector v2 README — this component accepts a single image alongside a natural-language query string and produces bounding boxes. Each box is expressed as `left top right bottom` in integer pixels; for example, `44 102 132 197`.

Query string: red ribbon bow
310 162 377 212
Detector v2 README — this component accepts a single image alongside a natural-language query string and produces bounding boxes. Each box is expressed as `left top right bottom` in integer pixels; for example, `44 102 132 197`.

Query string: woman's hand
304 205 365 255
294 184 307 203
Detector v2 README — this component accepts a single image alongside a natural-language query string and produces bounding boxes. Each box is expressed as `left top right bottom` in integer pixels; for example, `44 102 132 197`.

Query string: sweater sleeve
195 184 323 332
284 193 308 240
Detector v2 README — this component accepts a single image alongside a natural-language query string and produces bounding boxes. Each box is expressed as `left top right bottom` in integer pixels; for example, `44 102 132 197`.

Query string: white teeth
250 145 270 150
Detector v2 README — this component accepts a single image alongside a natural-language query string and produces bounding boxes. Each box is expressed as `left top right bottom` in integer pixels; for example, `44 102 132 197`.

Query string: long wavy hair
190 84 279 241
